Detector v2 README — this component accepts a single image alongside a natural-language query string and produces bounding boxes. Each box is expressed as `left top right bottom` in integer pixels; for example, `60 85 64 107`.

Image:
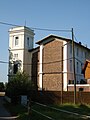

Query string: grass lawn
4 102 90 120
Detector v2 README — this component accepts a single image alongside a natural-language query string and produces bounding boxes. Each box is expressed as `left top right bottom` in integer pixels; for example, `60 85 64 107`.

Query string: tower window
15 36 19 46
14 54 18 59
70 44 72 54
70 60 72 71
13 63 18 74
27 37 29 46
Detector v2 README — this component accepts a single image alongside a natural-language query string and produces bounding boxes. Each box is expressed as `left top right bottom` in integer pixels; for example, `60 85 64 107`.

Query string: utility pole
72 28 76 104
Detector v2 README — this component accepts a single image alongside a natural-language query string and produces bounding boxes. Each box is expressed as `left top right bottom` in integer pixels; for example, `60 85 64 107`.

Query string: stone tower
8 26 35 80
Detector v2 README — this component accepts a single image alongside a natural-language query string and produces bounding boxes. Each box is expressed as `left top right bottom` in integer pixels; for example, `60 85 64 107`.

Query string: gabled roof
36 34 71 45
36 34 90 50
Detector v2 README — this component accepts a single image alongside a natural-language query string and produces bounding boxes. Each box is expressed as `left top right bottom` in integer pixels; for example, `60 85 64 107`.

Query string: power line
0 61 8 64
0 57 85 65
0 21 21 27
30 27 71 32
0 21 71 32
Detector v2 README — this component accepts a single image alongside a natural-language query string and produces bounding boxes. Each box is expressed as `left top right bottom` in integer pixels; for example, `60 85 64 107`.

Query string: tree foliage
6 72 34 97
0 82 5 91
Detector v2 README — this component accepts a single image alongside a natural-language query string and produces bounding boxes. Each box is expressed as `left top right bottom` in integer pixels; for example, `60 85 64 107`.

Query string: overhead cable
0 21 71 32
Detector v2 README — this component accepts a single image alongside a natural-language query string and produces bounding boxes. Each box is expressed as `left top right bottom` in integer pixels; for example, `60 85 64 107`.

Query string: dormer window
15 36 19 46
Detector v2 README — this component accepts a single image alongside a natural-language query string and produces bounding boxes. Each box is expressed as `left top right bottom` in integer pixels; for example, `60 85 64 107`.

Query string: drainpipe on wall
63 41 68 91
39 44 43 90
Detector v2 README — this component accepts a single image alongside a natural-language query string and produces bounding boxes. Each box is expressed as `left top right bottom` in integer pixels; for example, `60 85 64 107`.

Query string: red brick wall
31 49 40 89
42 39 63 91
32 39 64 91
43 74 62 91
32 91 90 104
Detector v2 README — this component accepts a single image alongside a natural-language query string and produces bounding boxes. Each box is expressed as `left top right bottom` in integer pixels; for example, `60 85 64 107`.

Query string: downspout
39 44 43 90
63 41 68 91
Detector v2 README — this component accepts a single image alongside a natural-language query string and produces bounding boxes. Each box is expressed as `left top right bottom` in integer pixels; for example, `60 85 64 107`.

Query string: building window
81 51 83 58
14 54 18 59
27 37 29 47
77 62 79 73
70 60 72 71
13 63 18 74
81 63 83 74
70 44 72 54
85 52 87 58
69 80 74 84
77 47 79 57
15 36 19 46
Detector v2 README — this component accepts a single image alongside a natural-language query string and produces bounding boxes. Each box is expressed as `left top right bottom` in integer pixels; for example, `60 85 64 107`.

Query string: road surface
0 96 11 119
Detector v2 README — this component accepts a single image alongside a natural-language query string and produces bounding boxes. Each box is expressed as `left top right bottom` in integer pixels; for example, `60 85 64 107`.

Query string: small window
70 44 72 54
77 47 79 56
69 80 74 84
77 62 79 73
15 36 19 46
81 63 83 74
70 60 72 71
13 63 18 74
85 52 87 58
27 37 29 46
14 54 18 58
81 50 83 58
79 88 83 91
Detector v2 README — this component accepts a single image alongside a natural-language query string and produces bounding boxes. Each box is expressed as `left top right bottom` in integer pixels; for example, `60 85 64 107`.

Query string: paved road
0 94 18 120
0 96 17 120
0 96 11 116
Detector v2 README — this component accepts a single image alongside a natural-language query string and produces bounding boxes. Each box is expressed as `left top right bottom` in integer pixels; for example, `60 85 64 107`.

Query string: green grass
53 103 90 116
4 102 90 120
32 103 90 120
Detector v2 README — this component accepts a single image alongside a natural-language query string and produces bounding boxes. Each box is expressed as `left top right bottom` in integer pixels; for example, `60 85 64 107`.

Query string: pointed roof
36 34 71 45
36 34 90 51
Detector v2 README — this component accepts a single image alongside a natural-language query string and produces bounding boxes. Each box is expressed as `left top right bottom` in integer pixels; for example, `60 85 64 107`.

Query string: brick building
8 26 90 92
31 35 90 91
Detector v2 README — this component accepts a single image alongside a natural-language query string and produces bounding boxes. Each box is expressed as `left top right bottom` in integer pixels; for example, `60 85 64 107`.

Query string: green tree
6 72 34 103
0 82 5 91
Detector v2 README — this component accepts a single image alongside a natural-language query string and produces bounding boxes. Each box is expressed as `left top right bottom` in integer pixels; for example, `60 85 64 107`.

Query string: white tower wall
8 26 34 80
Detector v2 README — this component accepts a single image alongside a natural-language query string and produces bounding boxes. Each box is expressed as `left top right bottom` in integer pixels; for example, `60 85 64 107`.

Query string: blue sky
0 0 90 83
